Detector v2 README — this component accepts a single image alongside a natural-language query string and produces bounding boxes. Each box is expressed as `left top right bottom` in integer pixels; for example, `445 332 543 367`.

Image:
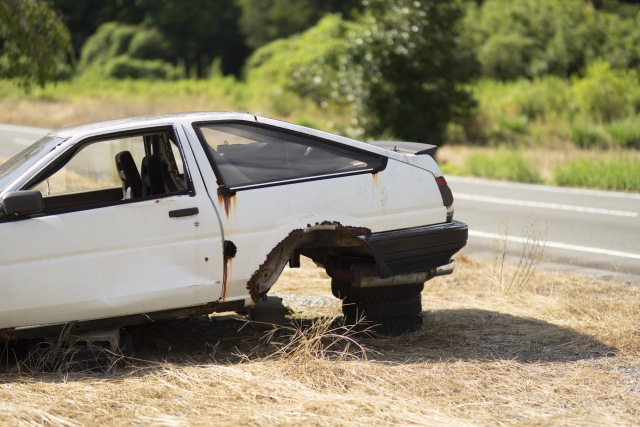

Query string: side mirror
1 191 43 217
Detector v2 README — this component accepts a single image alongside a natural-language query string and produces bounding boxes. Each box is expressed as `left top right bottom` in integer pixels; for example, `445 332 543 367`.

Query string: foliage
79 22 181 80
605 119 640 148
571 60 640 124
238 0 362 49
0 0 71 88
461 149 540 183
554 156 640 191
570 125 611 149
461 0 638 80
248 0 480 144
52 0 248 76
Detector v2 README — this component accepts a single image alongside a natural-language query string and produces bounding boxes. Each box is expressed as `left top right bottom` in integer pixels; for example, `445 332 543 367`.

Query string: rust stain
314 220 371 236
216 187 236 218
221 240 237 302
223 258 233 301
245 223 372 302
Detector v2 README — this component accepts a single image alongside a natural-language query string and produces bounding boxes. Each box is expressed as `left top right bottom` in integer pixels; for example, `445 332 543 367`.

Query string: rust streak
216 188 236 218
221 240 237 302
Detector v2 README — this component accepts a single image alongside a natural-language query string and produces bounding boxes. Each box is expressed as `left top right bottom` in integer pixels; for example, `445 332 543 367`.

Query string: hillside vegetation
2 0 640 190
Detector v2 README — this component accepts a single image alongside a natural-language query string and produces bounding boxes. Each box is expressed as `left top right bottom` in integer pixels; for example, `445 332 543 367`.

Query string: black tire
342 294 422 319
331 280 424 303
345 315 423 336
118 329 133 357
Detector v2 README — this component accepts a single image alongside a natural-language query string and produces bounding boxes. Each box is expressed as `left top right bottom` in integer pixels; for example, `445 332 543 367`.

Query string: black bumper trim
358 220 468 278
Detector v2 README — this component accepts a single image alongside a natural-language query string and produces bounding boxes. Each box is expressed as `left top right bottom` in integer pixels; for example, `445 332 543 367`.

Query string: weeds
461 149 540 183
262 310 369 366
554 156 640 191
491 212 548 295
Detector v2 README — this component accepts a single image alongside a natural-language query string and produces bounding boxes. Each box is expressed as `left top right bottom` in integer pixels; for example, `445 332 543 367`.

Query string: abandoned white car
0 112 467 353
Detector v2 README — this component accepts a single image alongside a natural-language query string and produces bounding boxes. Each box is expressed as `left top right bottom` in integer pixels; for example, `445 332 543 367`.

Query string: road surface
1 123 638 284
449 175 640 285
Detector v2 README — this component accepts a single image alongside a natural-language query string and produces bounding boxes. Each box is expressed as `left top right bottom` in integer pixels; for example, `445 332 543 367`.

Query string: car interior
27 130 188 215
198 124 382 188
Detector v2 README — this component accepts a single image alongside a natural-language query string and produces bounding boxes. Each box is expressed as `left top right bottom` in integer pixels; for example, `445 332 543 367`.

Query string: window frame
192 120 388 194
13 125 195 219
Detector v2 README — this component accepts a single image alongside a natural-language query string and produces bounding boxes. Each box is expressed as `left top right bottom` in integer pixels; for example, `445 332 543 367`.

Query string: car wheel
331 279 424 303
341 294 422 319
118 329 133 357
345 314 423 336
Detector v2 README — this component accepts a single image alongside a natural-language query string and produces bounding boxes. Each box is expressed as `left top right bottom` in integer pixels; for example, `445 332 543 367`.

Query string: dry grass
1 254 639 426
0 97 239 130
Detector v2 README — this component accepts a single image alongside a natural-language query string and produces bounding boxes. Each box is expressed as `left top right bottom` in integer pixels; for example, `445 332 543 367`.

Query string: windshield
0 136 66 192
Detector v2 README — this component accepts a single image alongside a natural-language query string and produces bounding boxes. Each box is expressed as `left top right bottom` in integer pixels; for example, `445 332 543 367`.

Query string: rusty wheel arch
245 222 374 302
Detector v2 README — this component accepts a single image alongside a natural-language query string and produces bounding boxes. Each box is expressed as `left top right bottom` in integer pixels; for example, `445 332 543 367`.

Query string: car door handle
168 207 199 218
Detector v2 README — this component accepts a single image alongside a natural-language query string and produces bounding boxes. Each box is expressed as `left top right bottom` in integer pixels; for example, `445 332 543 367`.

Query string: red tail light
436 176 454 206
436 176 454 222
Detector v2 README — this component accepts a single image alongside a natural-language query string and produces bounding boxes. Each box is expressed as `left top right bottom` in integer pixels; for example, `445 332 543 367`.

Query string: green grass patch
460 149 540 183
605 119 640 148
554 156 640 191
570 124 611 149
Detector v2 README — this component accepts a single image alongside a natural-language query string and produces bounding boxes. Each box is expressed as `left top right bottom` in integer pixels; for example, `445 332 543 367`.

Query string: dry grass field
1 254 639 426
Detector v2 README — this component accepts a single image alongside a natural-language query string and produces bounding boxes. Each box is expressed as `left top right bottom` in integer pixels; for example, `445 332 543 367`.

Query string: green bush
605 119 640 148
247 0 480 144
461 0 637 80
554 156 640 191
79 22 180 79
462 149 540 183
570 124 611 149
104 57 183 80
571 60 640 123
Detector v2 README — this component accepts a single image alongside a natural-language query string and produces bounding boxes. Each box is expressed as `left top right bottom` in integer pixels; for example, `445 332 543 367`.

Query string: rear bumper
358 220 468 278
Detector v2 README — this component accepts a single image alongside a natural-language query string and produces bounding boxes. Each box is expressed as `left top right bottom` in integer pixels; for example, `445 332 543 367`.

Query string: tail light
436 176 454 222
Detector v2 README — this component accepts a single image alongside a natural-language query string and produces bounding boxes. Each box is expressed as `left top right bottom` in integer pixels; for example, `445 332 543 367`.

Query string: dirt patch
0 255 639 426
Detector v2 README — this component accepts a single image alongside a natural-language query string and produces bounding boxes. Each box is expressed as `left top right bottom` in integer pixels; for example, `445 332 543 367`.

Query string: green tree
52 0 248 76
79 22 182 80
0 0 71 88
238 0 362 49
462 0 636 80
248 1 479 145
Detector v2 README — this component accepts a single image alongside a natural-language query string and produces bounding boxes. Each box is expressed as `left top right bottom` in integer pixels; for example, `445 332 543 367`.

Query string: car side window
196 123 384 189
28 130 189 214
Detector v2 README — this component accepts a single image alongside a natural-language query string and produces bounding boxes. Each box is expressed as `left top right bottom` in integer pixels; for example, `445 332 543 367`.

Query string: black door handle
168 207 199 218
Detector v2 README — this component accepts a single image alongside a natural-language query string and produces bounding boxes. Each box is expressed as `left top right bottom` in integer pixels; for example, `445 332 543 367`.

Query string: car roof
48 111 253 138
45 111 428 167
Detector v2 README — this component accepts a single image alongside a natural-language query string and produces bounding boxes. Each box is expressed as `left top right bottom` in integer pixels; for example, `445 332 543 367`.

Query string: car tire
345 314 423 336
118 329 133 357
341 294 422 319
331 279 424 303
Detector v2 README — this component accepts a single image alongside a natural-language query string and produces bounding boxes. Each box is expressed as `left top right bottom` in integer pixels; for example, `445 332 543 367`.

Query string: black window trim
192 120 388 194
10 125 195 219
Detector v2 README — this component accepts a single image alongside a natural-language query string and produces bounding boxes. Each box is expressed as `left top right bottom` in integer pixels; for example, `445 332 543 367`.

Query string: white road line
447 175 640 200
469 230 640 260
456 193 638 217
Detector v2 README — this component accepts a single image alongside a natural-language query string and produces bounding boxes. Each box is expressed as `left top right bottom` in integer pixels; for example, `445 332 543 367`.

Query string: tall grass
554 156 640 191
459 149 540 183
605 119 640 148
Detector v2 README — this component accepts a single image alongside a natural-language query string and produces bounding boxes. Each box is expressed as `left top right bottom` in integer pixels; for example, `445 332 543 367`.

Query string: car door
0 125 224 329
183 119 445 302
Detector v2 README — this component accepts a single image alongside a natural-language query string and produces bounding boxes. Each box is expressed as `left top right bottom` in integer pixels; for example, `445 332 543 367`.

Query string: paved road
449 175 640 284
1 124 638 284
0 123 48 161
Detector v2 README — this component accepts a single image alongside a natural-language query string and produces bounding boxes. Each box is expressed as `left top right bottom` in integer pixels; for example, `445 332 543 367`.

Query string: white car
0 112 467 350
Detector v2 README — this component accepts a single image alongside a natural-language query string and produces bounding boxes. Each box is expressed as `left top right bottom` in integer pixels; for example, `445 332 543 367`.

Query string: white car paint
0 112 448 331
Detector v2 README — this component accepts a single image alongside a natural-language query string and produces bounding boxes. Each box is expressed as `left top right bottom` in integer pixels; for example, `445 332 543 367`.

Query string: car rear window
196 123 383 189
